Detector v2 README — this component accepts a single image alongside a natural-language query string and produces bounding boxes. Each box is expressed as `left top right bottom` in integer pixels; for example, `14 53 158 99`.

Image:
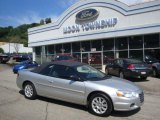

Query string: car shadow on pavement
38 96 88 111
125 77 149 82
111 108 140 117
19 90 141 117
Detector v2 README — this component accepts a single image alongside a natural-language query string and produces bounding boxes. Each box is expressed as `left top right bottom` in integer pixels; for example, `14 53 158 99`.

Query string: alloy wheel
91 97 108 114
24 84 33 98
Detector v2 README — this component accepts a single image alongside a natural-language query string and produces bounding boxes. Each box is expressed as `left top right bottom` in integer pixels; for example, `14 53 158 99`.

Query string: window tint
50 65 76 80
40 65 54 76
116 59 123 65
75 65 106 80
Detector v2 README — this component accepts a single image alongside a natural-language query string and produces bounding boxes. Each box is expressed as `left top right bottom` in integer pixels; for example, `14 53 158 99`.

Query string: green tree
45 18 52 24
0 48 4 54
40 19 45 25
0 22 41 47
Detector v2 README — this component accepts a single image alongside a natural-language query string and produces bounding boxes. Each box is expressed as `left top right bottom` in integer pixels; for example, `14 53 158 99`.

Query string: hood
88 76 141 92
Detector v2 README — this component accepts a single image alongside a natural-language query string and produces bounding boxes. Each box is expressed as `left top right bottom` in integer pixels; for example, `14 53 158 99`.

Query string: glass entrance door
90 53 102 70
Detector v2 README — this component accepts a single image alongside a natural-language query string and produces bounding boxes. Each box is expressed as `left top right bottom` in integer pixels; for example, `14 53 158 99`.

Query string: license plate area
141 72 146 74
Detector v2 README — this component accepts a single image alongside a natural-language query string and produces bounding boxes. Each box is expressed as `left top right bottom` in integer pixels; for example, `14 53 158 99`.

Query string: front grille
139 92 144 103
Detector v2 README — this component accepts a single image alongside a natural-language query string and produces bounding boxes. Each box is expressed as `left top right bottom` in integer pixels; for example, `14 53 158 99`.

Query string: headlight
19 66 25 69
116 90 139 98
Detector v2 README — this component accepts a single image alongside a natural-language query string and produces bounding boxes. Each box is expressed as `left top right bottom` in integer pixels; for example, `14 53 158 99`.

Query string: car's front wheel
24 82 37 100
89 93 113 117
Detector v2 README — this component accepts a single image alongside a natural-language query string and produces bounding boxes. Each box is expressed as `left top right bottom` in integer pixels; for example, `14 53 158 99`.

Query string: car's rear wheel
24 82 37 100
153 68 158 77
105 68 109 75
88 93 113 117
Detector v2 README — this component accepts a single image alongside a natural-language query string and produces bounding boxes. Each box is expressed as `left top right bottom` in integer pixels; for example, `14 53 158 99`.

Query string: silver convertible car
16 61 144 116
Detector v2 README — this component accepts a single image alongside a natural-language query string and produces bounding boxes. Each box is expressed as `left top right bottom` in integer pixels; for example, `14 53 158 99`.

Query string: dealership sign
63 8 118 34
76 9 99 21
63 18 118 34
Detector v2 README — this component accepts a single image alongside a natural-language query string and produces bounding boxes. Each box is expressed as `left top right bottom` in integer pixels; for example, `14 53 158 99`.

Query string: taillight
128 64 135 69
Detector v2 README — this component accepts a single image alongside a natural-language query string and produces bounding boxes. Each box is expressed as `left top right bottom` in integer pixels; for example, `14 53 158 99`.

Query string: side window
39 65 54 76
117 59 123 66
50 65 76 80
113 60 117 65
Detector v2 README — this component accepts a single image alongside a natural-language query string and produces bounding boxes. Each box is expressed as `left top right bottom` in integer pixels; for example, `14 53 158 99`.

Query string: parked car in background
52 54 75 62
16 61 144 117
13 54 32 63
105 58 153 80
144 55 160 77
0 54 10 63
13 60 38 73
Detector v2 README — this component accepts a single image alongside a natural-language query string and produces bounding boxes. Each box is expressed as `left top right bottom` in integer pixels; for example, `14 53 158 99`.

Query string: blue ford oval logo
76 9 99 21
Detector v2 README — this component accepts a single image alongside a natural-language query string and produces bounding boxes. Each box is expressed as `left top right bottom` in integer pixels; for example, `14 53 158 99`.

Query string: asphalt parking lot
0 64 160 120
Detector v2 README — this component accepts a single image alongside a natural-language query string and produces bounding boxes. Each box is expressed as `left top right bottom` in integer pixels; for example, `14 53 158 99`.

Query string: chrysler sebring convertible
16 61 144 116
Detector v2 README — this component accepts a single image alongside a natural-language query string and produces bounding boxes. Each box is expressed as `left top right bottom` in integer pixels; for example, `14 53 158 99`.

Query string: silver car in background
16 61 144 117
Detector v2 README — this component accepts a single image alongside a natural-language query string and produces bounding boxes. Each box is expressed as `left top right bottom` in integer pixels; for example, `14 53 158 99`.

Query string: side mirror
70 75 81 81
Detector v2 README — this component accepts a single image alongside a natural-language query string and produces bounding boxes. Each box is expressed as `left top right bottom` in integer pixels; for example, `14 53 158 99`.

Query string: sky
0 0 155 27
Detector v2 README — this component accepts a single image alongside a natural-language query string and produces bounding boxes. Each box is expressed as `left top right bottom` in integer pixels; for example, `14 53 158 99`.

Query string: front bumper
113 91 144 111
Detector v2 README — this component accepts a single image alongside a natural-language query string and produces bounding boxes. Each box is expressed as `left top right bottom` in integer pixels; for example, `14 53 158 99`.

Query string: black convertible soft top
32 61 86 73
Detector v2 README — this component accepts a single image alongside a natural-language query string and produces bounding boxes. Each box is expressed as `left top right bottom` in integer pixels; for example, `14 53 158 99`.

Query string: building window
103 51 114 64
145 49 160 60
46 45 54 55
72 42 80 52
73 53 81 62
115 37 128 50
81 41 91 52
63 43 71 53
35 46 41 55
115 51 128 58
129 36 143 49
91 40 102 51
129 50 143 60
55 44 62 53
144 34 159 48
102 39 114 50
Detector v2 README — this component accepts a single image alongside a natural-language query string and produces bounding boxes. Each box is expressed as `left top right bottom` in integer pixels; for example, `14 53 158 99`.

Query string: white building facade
0 43 32 53
28 0 160 68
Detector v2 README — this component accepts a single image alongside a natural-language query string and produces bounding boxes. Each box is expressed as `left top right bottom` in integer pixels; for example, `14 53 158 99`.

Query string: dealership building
28 0 160 70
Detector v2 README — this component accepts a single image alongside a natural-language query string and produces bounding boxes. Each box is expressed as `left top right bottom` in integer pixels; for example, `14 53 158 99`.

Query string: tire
141 77 147 80
105 68 109 75
119 71 124 79
24 82 37 100
153 68 158 77
88 93 113 117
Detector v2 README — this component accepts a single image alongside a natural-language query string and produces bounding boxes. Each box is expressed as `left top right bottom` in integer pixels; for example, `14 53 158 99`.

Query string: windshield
75 65 107 81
